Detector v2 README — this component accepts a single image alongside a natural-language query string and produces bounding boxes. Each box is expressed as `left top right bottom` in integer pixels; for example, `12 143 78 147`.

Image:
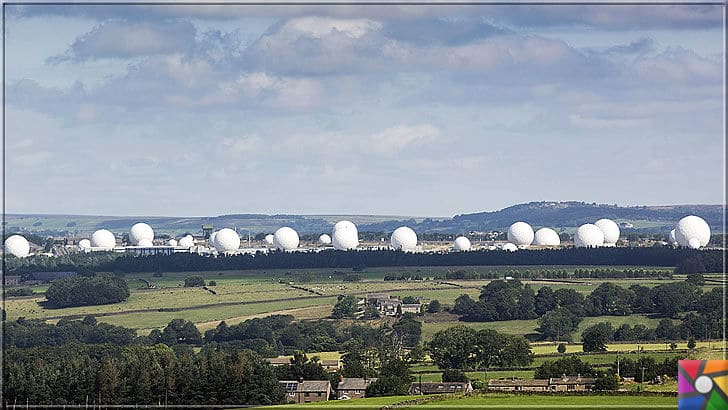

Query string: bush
208 280 217 286
45 275 130 308
5 287 33 297
184 276 205 287
427 300 441 313
442 369 468 382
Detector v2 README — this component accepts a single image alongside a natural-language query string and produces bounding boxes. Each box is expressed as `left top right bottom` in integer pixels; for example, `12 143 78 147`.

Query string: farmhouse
265 357 291 366
487 378 550 392
280 380 331 404
548 375 596 391
5 275 21 287
321 359 340 372
409 382 473 395
363 294 422 316
336 378 377 400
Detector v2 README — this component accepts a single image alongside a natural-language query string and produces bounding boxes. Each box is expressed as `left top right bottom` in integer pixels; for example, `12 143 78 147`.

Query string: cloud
605 37 654 55
365 124 440 156
50 20 197 62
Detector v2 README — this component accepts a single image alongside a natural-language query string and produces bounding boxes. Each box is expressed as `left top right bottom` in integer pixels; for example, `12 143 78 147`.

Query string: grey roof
280 380 331 393
488 379 549 387
549 377 596 385
411 382 471 393
321 360 340 366
337 378 377 390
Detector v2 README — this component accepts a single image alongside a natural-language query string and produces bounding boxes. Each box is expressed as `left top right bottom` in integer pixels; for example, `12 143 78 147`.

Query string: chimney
298 377 304 384
339 374 344 383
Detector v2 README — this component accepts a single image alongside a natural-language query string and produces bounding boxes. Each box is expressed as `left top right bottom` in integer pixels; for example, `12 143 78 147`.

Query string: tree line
451 279 723 342
5 247 722 274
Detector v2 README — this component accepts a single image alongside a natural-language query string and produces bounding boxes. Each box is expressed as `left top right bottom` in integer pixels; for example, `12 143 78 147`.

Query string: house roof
411 382 471 393
488 379 549 387
279 380 331 393
266 357 291 365
321 360 339 366
337 378 377 390
549 377 596 385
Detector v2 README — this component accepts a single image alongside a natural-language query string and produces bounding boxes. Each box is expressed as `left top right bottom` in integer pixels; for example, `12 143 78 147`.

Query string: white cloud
365 124 440 155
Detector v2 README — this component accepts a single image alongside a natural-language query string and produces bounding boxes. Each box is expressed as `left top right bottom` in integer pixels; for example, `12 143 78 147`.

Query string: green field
261 393 676 409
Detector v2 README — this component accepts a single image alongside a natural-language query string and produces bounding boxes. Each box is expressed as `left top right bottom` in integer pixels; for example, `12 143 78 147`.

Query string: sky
3 4 725 217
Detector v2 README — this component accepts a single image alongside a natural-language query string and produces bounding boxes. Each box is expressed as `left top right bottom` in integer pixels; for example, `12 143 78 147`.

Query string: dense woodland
4 247 723 275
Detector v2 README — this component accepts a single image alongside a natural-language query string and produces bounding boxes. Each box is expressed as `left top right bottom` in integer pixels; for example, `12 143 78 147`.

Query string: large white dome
167 239 178 246
274 227 299 251
209 231 218 247
675 215 711 248
5 235 30 257
332 220 359 250
507 222 534 247
390 226 417 251
574 224 604 248
137 238 153 247
178 235 194 248
264 234 274 245
668 229 677 245
78 239 91 249
502 243 518 252
129 223 154 245
533 228 560 246
319 234 332 245
453 236 471 251
214 228 240 252
91 229 116 249
594 219 620 246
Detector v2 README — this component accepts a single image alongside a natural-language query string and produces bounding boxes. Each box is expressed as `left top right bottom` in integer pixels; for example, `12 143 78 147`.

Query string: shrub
184 276 205 287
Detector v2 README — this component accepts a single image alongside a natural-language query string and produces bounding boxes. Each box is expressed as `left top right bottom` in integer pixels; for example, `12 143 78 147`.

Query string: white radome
274 227 299 251
533 228 560 246
129 223 154 245
594 219 620 246
209 231 218 247
332 220 359 250
502 243 518 252
390 226 417 251
574 224 605 248
688 238 702 249
168 239 178 247
669 229 677 245
4 235 30 258
264 234 274 245
319 234 332 245
91 229 116 249
137 238 153 247
507 222 534 247
675 215 711 248
78 239 91 249
453 236 471 251
214 228 240 252
178 235 194 248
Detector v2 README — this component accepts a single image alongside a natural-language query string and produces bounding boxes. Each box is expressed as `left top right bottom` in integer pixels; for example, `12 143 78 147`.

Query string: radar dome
78 239 91 249
453 236 471 251
332 220 359 250
507 222 534 247
675 215 710 248
91 229 116 249
574 224 604 248
390 226 417 251
137 238 153 247
668 229 676 244
209 231 218 247
168 239 178 246
319 234 332 245
129 223 154 245
264 234 274 245
502 243 518 252
214 228 240 252
274 227 299 251
533 228 560 246
688 238 702 249
4 235 30 257
595 219 620 246
178 235 194 248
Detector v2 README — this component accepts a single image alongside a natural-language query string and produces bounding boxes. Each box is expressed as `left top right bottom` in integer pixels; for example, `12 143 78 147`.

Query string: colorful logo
678 360 728 410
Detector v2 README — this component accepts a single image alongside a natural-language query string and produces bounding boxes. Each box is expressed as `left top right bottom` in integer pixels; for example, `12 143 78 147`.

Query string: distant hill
358 202 726 234
4 201 724 236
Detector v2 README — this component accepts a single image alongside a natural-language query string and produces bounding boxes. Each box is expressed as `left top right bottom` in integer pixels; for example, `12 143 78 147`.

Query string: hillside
4 202 724 236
